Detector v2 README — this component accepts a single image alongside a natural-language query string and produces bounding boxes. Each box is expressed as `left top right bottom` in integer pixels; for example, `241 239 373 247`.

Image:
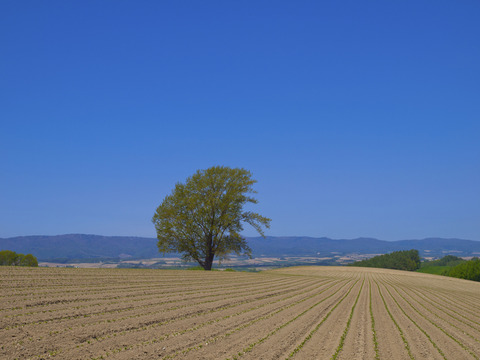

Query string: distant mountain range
1 234 480 261
248 236 480 258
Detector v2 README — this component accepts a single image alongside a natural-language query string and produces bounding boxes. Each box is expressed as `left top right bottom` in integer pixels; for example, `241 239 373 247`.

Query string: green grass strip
402 283 480 332
382 278 480 348
330 279 364 359
375 281 415 360
90 279 340 360
383 284 447 359
369 281 380 360
222 279 353 360
390 283 479 360
86 277 323 343
285 279 360 359
164 279 347 360
226 284 355 360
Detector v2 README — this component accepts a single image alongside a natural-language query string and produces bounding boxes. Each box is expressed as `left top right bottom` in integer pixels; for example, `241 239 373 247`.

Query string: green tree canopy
20 254 39 267
446 258 480 282
349 249 421 271
0 250 38 267
152 166 271 270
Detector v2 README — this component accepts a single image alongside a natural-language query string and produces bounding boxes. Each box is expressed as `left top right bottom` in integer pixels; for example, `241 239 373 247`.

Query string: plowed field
1 266 480 359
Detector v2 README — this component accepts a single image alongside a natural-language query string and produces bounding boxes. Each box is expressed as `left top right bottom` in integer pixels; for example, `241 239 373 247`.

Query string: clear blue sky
1 1 479 240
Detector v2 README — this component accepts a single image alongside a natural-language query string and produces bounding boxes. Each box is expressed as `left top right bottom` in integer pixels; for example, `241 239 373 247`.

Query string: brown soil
1 266 480 359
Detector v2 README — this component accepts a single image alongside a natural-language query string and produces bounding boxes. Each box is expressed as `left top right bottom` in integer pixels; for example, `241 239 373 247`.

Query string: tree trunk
203 252 215 270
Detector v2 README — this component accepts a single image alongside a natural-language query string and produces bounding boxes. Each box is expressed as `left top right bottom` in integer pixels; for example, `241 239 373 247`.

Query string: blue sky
1 1 479 240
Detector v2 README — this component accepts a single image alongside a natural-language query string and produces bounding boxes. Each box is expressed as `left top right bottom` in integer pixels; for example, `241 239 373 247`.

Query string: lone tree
152 166 271 270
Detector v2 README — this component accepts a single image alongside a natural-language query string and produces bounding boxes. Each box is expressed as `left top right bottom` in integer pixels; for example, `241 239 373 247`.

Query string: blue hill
1 234 479 261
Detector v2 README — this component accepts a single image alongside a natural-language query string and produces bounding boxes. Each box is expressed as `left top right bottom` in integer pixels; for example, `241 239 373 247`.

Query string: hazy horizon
1 233 479 243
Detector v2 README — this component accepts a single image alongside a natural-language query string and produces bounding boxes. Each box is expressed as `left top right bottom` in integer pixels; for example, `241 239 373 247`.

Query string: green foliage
418 255 466 275
416 256 480 282
0 250 38 267
417 266 451 275
421 255 465 268
185 266 207 271
0 250 17 265
19 254 38 267
349 249 420 271
152 166 271 270
446 258 480 282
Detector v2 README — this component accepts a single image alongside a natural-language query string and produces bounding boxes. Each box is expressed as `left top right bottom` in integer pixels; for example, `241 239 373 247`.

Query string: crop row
2 266 480 359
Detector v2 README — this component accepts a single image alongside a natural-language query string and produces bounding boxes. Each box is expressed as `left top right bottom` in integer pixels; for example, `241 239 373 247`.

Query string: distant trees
426 255 465 267
446 258 480 282
419 255 480 282
418 255 465 275
0 250 38 267
350 249 420 271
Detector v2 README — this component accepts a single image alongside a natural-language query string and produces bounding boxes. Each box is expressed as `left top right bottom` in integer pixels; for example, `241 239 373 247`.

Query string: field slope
1 266 480 359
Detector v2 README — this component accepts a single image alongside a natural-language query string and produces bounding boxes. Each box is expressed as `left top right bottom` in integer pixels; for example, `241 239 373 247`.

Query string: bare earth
1 266 480 359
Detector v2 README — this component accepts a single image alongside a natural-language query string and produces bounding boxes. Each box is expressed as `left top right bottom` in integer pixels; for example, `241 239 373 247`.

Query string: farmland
1 266 480 359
